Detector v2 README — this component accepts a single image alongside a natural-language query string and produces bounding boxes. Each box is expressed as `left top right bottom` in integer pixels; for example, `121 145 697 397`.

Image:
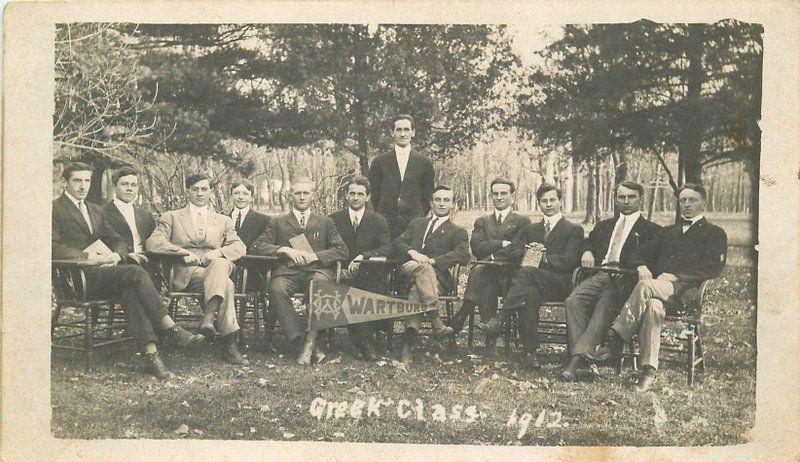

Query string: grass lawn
51 247 756 445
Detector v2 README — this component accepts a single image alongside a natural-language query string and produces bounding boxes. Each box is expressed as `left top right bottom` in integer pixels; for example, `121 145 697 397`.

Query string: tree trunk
86 158 108 204
583 159 596 225
678 24 705 195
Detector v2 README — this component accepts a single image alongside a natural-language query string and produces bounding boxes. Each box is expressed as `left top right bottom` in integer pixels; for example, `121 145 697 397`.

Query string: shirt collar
349 207 365 222
495 207 511 221
430 214 450 225
394 145 411 157
543 213 562 228
64 191 82 208
189 203 208 216
233 206 250 218
685 214 704 224
114 198 134 212
292 208 310 222
619 210 641 223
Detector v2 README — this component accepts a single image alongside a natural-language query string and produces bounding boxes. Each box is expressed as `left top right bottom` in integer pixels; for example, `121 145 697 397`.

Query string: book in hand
288 233 315 254
521 242 546 268
83 239 113 256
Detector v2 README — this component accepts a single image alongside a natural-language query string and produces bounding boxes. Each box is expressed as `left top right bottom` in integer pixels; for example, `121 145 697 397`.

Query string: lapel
86 203 103 239
60 194 92 238
388 152 403 184
107 202 134 241
338 209 356 244
177 206 200 245
544 217 564 246
133 205 148 234
401 152 417 186
305 213 318 235
285 211 301 235
620 215 645 251
485 211 500 237
682 217 706 239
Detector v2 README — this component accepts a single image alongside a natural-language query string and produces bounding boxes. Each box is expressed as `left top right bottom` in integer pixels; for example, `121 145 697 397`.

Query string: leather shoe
634 367 657 392
144 352 174 380
166 325 204 348
219 334 250 366
199 324 217 341
433 325 454 340
561 355 586 382
478 317 501 337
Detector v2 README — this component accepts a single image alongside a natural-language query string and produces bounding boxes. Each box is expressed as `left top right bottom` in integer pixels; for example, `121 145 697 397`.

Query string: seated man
608 183 727 392
394 185 470 365
448 177 530 353
251 176 348 364
480 183 583 370
229 179 270 291
146 173 249 366
561 181 661 381
53 162 202 380
329 176 393 360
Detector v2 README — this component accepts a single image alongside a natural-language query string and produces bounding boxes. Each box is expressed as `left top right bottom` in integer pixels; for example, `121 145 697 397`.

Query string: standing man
229 179 270 253
146 173 249 366
368 114 436 238
251 176 349 365
608 183 727 392
329 176 393 360
101 166 157 264
479 183 583 370
561 182 662 381
53 162 203 379
394 185 470 366
448 178 531 353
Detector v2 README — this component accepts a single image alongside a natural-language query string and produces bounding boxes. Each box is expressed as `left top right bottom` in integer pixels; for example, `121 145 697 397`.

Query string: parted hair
678 183 707 200
230 179 254 194
185 173 210 189
490 177 516 193
536 182 561 201
615 181 644 197
347 175 371 194
112 166 139 185
391 113 414 130
61 162 93 181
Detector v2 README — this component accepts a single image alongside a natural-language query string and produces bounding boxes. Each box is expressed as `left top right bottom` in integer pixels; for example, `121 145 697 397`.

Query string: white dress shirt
682 213 704 233
543 213 563 231
394 145 411 181
232 206 249 225
293 208 311 228
65 191 94 233
114 198 143 253
189 203 209 238
349 207 365 226
602 211 640 264
495 207 511 224
426 215 449 235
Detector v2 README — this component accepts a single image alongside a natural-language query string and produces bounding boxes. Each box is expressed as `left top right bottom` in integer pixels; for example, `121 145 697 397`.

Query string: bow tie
681 219 693 227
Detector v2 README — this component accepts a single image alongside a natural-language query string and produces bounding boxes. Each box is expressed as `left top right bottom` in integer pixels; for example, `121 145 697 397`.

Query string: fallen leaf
258 378 268 386
327 356 342 365
475 377 491 392
193 429 204 435
283 432 295 439
346 386 361 394
250 427 256 433
260 404 270 412
333 432 345 438
174 424 189 436
491 373 500 380
181 400 190 407
265 364 276 369
376 360 387 366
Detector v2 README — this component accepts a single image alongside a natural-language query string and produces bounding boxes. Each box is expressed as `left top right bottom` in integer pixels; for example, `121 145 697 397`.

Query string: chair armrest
334 261 342 283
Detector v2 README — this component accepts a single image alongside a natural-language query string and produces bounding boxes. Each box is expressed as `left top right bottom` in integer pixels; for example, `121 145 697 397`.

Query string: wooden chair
620 279 711 385
51 260 131 368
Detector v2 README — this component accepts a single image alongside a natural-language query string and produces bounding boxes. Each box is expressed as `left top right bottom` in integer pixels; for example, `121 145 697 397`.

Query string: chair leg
695 322 705 373
84 305 94 370
467 309 475 354
106 304 115 338
168 298 178 320
253 295 261 347
503 313 512 357
51 303 64 336
687 330 696 386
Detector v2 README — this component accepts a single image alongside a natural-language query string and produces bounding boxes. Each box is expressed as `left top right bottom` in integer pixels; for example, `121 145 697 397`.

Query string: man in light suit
561 182 662 381
329 176 393 360
368 114 436 238
53 162 203 380
251 176 349 365
480 183 584 370
608 183 727 392
394 185 470 365
146 173 249 366
448 178 531 353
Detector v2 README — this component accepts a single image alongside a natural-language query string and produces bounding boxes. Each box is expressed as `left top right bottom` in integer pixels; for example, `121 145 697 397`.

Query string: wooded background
53 22 761 224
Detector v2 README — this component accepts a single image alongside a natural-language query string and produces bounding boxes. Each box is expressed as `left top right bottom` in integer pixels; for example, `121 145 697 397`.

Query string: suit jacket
630 217 727 296
251 211 349 278
368 150 435 236
581 214 662 269
230 209 270 252
52 193 128 260
470 211 531 262
507 216 584 287
329 208 392 263
146 205 246 290
101 201 157 254
394 216 470 294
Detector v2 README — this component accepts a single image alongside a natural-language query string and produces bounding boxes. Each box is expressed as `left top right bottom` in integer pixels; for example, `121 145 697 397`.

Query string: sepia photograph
2 2 798 461
48 20 759 445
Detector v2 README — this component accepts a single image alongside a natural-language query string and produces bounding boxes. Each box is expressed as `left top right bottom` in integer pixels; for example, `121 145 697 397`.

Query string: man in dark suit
229 179 270 252
101 166 157 262
480 183 583 369
609 183 727 392
251 176 349 365
561 182 662 381
53 162 203 380
329 176 393 360
368 114 436 238
448 178 531 353
394 185 471 365
229 179 270 293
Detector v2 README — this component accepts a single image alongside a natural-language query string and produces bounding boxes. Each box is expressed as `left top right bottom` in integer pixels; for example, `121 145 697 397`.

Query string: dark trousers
564 272 621 357
268 271 333 343
86 264 168 350
503 267 570 353
462 264 510 320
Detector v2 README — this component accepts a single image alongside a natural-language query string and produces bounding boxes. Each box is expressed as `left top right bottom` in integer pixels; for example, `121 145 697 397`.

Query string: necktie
543 219 551 240
606 215 626 263
235 212 242 231
299 214 306 230
78 200 93 234
422 217 439 248
352 215 359 234
496 213 503 225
